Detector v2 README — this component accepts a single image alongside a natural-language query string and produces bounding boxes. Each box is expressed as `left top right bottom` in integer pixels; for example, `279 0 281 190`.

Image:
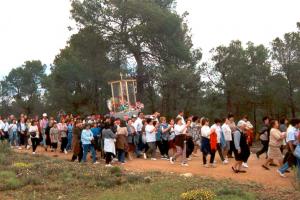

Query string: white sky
0 0 299 78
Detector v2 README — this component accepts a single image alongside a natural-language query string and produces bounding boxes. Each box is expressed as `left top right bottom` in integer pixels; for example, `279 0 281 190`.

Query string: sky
0 0 299 78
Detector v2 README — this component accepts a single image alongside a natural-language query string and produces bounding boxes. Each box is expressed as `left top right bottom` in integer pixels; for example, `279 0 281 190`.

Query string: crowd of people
0 111 299 179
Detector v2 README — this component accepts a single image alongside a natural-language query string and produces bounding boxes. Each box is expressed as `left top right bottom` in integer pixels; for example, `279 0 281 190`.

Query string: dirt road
15 147 296 189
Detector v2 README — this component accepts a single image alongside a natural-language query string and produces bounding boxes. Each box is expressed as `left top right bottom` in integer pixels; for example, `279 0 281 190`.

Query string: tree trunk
226 89 233 114
132 52 145 102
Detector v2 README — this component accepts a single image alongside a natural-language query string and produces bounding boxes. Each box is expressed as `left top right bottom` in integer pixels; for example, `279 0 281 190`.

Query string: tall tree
1 60 46 115
45 27 120 115
70 0 198 105
271 31 300 117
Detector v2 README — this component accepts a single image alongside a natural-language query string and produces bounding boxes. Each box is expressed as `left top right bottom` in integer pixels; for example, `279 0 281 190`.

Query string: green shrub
110 166 122 175
22 175 42 185
0 142 11 155
181 189 216 200
126 174 144 184
0 171 24 191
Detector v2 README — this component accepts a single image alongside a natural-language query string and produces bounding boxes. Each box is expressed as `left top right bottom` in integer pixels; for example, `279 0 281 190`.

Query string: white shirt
222 123 232 141
145 124 156 142
29 125 39 138
133 118 143 132
174 124 186 136
3 122 9 132
201 125 211 139
0 120 4 130
211 124 221 143
176 115 186 125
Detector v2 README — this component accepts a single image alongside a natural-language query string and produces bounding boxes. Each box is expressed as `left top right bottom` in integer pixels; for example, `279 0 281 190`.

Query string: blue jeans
66 132 72 150
82 144 96 163
9 131 18 146
278 162 289 174
296 158 300 179
117 149 125 163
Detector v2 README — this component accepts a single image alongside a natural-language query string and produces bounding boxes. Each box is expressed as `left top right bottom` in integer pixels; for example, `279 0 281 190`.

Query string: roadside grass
0 142 299 200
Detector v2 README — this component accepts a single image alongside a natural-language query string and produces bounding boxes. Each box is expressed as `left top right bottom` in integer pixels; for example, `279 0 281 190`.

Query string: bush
0 142 11 155
180 189 216 200
126 174 144 184
110 166 122 175
0 171 24 191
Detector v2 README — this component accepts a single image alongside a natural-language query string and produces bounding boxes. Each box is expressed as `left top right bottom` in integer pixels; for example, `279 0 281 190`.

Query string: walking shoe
26 146 31 150
18 147 22 150
187 157 192 161
93 161 99 165
105 164 113 167
242 162 249 168
223 160 229 164
204 164 210 168
143 153 147 159
210 164 217 168
277 170 286 178
169 157 174 164
151 158 157 161
32 152 36 155
64 149 68 154
181 163 189 167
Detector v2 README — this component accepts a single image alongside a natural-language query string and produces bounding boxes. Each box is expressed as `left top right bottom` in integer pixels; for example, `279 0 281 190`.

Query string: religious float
107 74 144 119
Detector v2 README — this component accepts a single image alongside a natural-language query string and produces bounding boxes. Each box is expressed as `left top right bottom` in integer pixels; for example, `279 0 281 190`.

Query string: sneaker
277 170 286 178
204 164 210 168
93 161 99 165
105 164 113 167
18 147 22 150
223 160 229 164
187 157 192 161
64 149 68 154
32 152 36 155
181 163 189 167
151 158 157 161
210 164 217 168
26 146 31 150
169 157 174 164
242 162 249 168
143 153 147 160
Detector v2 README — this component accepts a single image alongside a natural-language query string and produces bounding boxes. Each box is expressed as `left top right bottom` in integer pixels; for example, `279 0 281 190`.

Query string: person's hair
262 116 269 122
270 120 278 128
120 120 127 128
160 117 166 123
153 121 157 126
175 117 182 124
146 118 152 124
290 118 300 127
84 123 90 129
138 112 143 117
214 118 222 124
31 120 37 126
103 122 111 129
186 119 191 124
222 118 227 123
192 116 199 122
227 113 234 119
242 115 248 120
201 118 209 126
279 118 287 125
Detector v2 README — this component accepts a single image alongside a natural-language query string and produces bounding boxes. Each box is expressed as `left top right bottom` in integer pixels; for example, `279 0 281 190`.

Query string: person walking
256 117 270 159
29 121 40 154
170 117 188 166
262 120 285 170
232 121 250 173
81 124 98 164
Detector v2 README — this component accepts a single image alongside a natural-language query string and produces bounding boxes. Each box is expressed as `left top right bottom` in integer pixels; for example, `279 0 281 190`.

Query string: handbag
30 132 36 137
294 144 300 159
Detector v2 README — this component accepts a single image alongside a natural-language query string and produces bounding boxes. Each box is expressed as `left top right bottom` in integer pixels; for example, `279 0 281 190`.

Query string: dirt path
14 147 296 189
